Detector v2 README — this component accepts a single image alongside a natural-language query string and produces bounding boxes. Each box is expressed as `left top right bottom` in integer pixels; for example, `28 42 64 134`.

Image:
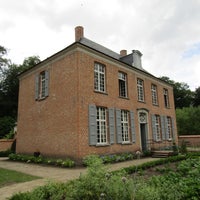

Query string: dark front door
140 123 147 151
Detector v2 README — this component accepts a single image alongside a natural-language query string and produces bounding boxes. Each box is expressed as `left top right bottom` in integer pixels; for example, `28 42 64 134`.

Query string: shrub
0 149 13 157
8 153 75 168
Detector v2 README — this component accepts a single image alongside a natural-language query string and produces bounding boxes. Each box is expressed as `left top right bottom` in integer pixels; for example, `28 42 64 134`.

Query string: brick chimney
120 50 127 57
75 26 84 42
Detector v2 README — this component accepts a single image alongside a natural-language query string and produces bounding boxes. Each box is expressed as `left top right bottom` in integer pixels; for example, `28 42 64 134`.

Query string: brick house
16 26 177 161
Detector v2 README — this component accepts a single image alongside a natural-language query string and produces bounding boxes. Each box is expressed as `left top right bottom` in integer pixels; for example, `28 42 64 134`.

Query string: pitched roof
79 37 120 60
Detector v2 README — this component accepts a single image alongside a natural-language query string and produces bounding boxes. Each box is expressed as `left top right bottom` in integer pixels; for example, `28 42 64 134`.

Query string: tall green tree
160 76 194 108
193 87 200 107
176 106 200 135
0 52 40 138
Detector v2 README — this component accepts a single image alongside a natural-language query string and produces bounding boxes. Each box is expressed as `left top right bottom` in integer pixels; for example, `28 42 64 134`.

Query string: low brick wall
178 135 200 147
0 139 15 151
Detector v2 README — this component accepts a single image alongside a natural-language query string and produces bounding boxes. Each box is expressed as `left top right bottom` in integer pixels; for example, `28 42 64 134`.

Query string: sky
1 0 200 91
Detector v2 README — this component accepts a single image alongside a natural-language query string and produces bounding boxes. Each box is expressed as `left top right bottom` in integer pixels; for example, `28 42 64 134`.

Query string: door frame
138 109 149 151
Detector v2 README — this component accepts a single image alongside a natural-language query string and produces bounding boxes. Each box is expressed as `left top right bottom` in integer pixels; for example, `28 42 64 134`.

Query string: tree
193 87 200 107
176 106 200 135
160 76 194 108
0 53 40 138
0 45 9 70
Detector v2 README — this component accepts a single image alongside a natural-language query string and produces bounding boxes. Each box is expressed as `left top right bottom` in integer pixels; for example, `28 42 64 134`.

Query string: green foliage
0 149 13 157
0 116 15 138
160 76 194 108
193 86 200 107
0 54 40 129
9 153 200 200
179 140 188 154
8 153 75 168
176 106 200 135
83 152 135 166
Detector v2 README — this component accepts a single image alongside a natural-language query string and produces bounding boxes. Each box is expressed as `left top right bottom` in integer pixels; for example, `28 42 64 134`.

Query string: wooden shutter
35 74 39 100
161 116 166 140
130 111 136 143
108 108 115 144
151 114 157 141
116 108 122 143
88 104 97 145
45 70 49 97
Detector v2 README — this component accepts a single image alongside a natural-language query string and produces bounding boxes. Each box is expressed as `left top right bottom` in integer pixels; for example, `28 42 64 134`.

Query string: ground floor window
121 110 130 142
96 107 107 144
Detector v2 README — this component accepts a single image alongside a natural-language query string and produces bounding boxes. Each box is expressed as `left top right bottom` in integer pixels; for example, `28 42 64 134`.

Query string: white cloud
0 0 200 90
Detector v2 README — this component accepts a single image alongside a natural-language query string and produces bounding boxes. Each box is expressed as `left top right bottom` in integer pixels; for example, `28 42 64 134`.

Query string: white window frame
39 71 46 99
96 107 107 144
118 72 127 98
166 117 172 139
137 78 144 102
164 88 170 108
155 115 161 141
94 63 105 92
121 110 130 142
151 84 158 105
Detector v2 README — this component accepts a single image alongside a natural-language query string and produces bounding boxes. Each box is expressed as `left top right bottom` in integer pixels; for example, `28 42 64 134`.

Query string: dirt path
0 157 158 200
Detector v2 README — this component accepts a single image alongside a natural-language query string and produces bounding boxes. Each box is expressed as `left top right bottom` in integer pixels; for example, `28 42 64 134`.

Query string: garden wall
178 135 200 147
0 139 15 151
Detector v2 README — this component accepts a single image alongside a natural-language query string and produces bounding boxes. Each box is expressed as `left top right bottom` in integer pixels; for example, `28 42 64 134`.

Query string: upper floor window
96 107 107 144
137 78 144 102
151 84 158 105
118 72 127 98
164 88 170 108
35 70 49 100
121 110 130 142
94 63 105 92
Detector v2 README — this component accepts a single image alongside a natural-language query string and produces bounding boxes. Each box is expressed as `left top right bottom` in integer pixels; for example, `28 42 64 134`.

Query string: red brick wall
0 139 14 151
76 49 177 158
17 44 177 161
178 135 200 146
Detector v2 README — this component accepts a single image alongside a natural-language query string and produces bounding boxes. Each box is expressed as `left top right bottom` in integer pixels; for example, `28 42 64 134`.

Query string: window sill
96 143 110 147
138 100 146 104
153 104 159 107
94 90 108 95
36 96 48 101
121 142 132 145
119 96 129 100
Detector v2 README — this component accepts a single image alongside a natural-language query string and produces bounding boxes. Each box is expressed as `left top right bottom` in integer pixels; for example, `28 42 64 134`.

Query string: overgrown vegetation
9 153 200 200
176 106 200 135
0 168 40 188
8 153 75 168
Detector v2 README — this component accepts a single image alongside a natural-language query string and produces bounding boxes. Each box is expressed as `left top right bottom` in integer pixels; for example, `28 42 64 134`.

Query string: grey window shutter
108 108 115 144
45 70 49 97
161 116 166 140
130 111 136 143
116 108 122 143
35 74 39 100
151 114 157 141
88 104 97 145
165 116 170 140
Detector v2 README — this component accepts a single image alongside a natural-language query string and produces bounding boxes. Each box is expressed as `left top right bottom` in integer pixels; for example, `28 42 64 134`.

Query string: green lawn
0 167 40 187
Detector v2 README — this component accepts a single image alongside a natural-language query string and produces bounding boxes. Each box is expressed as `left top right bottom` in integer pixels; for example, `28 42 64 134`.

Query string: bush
0 149 13 157
8 153 75 168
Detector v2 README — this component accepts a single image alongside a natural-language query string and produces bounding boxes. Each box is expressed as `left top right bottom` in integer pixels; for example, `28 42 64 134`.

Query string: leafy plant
8 153 75 168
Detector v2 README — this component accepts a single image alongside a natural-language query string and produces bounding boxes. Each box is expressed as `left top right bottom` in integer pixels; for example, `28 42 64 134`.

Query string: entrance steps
151 151 174 158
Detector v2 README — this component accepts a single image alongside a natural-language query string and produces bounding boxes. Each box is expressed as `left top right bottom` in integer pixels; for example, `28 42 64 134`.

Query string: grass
0 167 41 188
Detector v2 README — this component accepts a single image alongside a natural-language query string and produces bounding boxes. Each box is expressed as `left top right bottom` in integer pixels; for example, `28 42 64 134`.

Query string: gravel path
0 157 158 200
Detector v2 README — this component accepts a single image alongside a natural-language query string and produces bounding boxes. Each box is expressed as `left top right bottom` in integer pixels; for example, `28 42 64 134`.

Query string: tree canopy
0 46 40 138
160 76 194 108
